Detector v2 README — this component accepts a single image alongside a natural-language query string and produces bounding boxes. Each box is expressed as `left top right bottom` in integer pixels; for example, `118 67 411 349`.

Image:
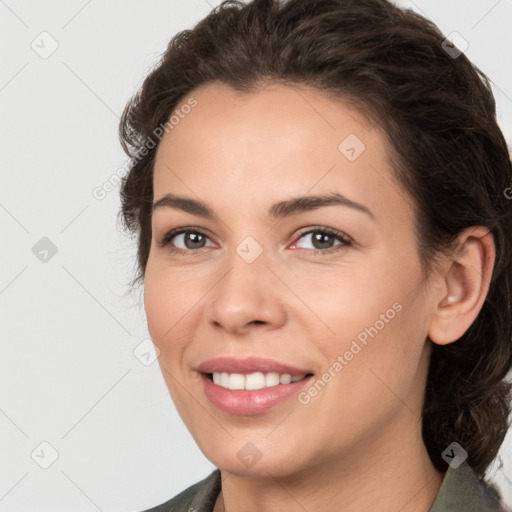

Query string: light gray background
1 1 511 511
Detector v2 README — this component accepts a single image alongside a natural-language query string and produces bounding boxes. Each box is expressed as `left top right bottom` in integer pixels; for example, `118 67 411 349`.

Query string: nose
205 246 287 336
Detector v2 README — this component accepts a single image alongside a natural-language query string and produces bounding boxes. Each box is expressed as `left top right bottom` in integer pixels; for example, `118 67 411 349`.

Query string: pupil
186 232 204 249
313 232 333 250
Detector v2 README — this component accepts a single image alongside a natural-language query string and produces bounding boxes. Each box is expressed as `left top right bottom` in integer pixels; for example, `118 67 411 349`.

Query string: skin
143 80 495 512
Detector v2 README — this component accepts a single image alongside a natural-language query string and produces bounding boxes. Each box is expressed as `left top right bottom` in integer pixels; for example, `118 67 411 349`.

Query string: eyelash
157 225 352 256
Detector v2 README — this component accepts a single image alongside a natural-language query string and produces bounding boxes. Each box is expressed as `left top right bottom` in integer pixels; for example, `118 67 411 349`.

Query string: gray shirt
140 460 510 512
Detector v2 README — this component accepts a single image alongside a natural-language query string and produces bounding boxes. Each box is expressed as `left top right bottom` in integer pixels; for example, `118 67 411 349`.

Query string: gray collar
428 460 508 511
142 461 508 511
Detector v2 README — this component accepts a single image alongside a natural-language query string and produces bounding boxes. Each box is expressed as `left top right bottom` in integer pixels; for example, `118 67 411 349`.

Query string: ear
428 226 496 346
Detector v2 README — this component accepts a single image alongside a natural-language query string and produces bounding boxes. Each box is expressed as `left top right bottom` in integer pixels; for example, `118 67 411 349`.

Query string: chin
197 435 310 479
215 456 300 479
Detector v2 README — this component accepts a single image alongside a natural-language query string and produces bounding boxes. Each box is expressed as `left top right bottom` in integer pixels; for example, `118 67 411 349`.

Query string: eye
157 227 214 254
290 227 352 254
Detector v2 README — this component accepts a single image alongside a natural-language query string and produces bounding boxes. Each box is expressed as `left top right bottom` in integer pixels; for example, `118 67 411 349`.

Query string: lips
195 356 315 414
196 356 312 376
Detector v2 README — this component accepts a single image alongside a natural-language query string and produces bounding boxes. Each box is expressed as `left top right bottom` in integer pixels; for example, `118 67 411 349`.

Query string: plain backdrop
1 1 511 510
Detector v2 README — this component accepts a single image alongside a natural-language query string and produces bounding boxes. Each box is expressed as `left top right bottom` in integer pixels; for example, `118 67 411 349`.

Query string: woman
118 0 512 510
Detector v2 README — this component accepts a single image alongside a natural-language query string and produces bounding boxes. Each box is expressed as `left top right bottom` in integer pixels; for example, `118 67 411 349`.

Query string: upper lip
197 356 313 376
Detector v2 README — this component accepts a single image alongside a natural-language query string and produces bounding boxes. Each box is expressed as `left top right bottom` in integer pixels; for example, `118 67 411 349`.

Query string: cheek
143 265 189 349
305 259 426 395
285 255 403 338
306 305 426 450
143 268 193 409
333 289 427 410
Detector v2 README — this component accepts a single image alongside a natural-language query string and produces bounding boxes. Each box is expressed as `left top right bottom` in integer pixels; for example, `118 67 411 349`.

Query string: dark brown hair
118 0 512 480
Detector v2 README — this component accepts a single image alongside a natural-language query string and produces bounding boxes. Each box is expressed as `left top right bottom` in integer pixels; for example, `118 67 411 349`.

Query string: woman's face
144 81 437 477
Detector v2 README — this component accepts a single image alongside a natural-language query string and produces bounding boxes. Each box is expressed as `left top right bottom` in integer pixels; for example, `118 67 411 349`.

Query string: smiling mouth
205 371 314 391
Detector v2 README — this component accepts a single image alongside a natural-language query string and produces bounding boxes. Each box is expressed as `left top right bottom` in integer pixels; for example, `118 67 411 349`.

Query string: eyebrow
152 192 375 221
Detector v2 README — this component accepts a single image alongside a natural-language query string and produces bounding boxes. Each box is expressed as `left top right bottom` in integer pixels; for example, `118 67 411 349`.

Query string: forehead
158 81 379 159
152 81 412 229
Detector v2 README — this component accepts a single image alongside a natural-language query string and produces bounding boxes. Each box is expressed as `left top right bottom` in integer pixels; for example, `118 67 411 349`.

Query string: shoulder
139 469 222 512
429 461 510 512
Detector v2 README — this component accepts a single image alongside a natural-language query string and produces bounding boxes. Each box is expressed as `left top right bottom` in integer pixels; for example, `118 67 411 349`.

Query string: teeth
229 373 245 390
246 372 265 390
265 372 280 387
219 372 229 388
211 371 308 390
280 374 292 384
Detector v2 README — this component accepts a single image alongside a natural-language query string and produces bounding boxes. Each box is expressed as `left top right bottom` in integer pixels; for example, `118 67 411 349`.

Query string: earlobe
428 226 496 346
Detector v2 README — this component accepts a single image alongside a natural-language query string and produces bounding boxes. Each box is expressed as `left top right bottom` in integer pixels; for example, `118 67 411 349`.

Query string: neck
214 412 445 512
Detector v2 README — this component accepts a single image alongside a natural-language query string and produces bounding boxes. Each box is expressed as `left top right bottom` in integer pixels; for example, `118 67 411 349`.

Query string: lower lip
200 373 314 415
